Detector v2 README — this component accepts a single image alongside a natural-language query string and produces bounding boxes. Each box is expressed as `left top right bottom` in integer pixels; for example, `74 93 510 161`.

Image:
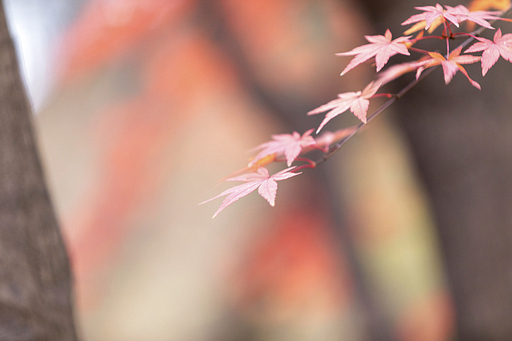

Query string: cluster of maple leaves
202 2 512 218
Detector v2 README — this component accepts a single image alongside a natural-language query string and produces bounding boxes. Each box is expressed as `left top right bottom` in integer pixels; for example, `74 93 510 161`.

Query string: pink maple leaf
376 57 430 85
337 29 411 75
402 4 502 31
313 128 357 150
200 167 300 218
465 28 512 76
308 81 381 131
447 5 502 30
250 130 316 167
416 46 481 89
402 4 461 30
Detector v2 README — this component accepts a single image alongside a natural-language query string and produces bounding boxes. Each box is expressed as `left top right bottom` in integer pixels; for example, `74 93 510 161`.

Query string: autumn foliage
202 1 512 218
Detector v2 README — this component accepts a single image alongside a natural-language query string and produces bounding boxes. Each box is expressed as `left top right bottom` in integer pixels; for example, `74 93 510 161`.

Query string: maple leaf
313 128 357 150
416 46 481 89
404 17 444 34
337 29 411 75
250 130 316 167
468 0 511 12
376 57 430 85
446 5 502 29
403 4 502 32
308 82 381 131
200 167 300 218
404 30 424 49
296 127 357 154
465 28 512 75
402 4 462 30
217 153 276 183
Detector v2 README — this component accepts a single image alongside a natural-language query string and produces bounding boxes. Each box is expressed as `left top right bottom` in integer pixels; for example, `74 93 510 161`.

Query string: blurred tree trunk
0 1 78 340
359 0 512 338
395 53 512 341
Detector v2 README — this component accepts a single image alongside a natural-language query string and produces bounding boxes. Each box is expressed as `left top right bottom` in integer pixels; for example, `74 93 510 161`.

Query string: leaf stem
408 46 432 55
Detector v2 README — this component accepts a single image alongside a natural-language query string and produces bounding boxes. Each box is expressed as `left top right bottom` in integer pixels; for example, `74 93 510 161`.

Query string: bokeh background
4 0 465 340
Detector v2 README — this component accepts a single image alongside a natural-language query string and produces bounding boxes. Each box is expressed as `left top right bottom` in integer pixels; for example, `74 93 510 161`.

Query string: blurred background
4 0 469 340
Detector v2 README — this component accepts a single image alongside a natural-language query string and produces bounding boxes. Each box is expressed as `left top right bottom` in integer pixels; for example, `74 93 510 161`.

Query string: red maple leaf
308 81 381 130
200 167 301 218
250 130 316 167
465 28 512 75
416 46 481 89
337 29 411 75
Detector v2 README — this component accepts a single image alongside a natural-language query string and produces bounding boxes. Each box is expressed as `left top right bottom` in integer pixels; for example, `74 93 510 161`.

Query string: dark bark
0 2 78 340
395 54 512 341
359 0 512 339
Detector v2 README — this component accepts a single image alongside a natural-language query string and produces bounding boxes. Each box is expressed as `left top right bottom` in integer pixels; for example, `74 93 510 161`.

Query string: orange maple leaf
468 0 511 11
416 46 481 89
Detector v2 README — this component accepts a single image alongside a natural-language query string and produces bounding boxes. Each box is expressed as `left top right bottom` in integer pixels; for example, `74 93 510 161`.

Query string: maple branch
204 4 512 220
311 5 512 168
446 27 451 55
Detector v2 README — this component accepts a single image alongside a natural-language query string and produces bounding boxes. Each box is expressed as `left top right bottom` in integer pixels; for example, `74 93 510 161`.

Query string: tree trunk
0 2 78 340
359 0 512 338
396 54 512 341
